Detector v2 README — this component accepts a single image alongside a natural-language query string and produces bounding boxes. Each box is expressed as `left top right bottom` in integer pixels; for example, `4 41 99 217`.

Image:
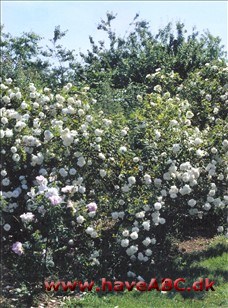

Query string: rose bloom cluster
0 71 227 280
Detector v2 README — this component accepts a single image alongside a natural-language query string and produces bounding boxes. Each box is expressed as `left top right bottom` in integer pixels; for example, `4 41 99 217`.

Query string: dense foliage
1 13 227 299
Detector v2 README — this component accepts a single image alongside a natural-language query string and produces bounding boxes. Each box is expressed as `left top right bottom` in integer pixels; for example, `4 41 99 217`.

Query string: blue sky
1 1 227 57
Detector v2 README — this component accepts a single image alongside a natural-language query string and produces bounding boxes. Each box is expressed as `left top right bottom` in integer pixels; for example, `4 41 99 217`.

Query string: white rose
138 252 144 261
85 227 94 234
121 129 128 136
91 231 98 238
77 157 86 167
119 146 127 154
145 249 152 256
121 239 129 247
135 211 145 219
188 199 196 207
69 168 77 175
130 231 138 240
142 237 151 247
142 221 150 231
217 226 224 233
98 153 106 160
133 157 140 163
154 202 162 210
128 176 136 185
186 111 194 119
111 212 119 220
122 230 129 237
99 169 107 178
77 215 85 224
3 224 11 231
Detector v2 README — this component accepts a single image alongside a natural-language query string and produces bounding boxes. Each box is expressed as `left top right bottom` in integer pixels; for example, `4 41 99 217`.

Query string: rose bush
1 61 227 294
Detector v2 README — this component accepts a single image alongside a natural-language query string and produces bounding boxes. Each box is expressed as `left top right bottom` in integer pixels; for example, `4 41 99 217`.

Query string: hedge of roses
1 61 227 293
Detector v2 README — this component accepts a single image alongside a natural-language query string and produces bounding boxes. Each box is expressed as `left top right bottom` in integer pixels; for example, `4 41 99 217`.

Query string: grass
1 236 227 307
62 283 228 308
63 236 228 308
191 252 228 271
63 285 228 308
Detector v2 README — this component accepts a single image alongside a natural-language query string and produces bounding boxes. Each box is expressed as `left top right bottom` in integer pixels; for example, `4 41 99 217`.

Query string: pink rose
48 195 62 205
86 202 97 212
12 241 24 255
